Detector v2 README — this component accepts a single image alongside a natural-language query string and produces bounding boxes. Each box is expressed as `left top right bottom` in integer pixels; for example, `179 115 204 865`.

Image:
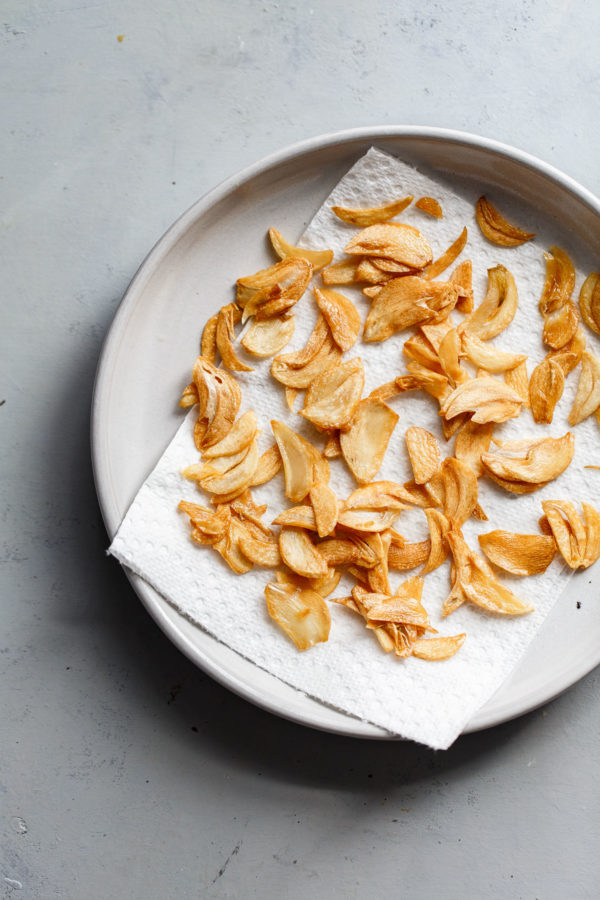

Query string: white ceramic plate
92 127 600 739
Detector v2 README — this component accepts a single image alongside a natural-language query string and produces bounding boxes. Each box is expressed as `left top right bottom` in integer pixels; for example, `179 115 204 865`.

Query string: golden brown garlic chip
271 330 342 389
478 531 556 576
440 375 523 424
201 313 219 363
481 433 574 491
411 634 466 660
321 257 359 285
460 264 518 340
415 196 443 218
445 528 534 617
279 527 330 578
453 420 494 478
250 444 282 487
271 420 320 502
405 426 441 484
540 500 587 569
268 227 333 270
236 256 313 320
539 247 575 316
423 227 467 280
313 287 361 351
300 357 364 430
309 481 339 538
191 356 242 450
265 581 331 650
331 195 413 226
504 360 530 409
344 223 433 269
339 399 399 484
578 273 600 335
475 196 535 247
363 276 458 342
529 357 564 424
568 350 600 425
543 301 580 351
215 303 253 372
449 260 474 314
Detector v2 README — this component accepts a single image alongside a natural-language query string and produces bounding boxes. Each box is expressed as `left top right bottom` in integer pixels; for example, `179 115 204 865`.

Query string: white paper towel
110 148 600 749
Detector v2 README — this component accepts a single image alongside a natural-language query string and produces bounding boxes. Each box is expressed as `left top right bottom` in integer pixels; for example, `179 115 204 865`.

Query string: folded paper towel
110 147 599 748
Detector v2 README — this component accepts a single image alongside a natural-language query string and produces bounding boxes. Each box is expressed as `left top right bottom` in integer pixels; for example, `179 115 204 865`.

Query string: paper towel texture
110 148 600 748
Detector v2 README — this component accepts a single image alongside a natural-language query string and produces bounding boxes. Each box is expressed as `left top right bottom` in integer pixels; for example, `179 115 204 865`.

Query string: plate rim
92 125 600 740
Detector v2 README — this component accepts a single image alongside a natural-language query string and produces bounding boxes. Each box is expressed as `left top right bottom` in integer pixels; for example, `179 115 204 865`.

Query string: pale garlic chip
265 581 331 650
202 410 258 459
198 437 260 496
475 195 535 247
504 360 530 409
271 420 321 502
460 332 527 373
331 195 413 226
241 315 295 357
481 433 574 489
309 480 339 538
250 444 282 487
568 350 600 425
439 375 523 424
268 227 333 270
344 223 433 268
411 634 466 660
460 264 518 340
271 331 342 389
339 399 399 484
321 257 359 285
578 272 600 335
313 287 361 351
478 531 556 576
405 426 441 484
529 357 565 424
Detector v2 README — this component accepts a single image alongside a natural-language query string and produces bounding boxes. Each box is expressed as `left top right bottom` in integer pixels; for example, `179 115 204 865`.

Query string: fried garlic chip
460 332 527 374
271 420 319 502
445 528 534 617
323 432 342 458
340 399 399 484
321 257 359 285
529 357 565 424
568 350 600 425
438 457 479 525
331 195 413 226
479 531 555 576
269 227 333 270
412 634 466 660
475 196 535 247
201 313 219 363
481 432 574 489
547 327 586 376
388 539 431 571
202 409 258 459
461 264 518 340
453 420 494 478
543 300 580 351
581 503 600 568
309 480 339 538
440 375 523 424
344 223 433 269
192 356 242 449
275 568 341 598
405 426 440 484
236 256 312 320
541 500 587 569
250 444 282 487
178 500 231 544
271 331 342 389
215 303 253 372
279 527 330 578
265 581 330 650
423 227 467 280
313 287 361 351
345 481 412 512
539 247 575 316
578 273 600 335
415 196 443 218
300 357 364 429
238 530 281 567
449 259 474 314
180 381 198 408
363 276 458 342
422 509 450 574
504 359 530 409
337 508 401 533
241 315 295 357
199 438 260 495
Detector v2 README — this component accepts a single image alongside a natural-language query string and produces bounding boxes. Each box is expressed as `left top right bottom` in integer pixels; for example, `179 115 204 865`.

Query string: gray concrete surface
2 1 599 897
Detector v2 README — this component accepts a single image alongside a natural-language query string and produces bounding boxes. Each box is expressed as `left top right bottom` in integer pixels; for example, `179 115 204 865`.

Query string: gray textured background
2 1 599 897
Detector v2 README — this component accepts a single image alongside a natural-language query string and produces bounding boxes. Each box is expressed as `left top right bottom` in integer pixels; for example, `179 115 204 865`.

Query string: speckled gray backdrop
2 1 600 898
